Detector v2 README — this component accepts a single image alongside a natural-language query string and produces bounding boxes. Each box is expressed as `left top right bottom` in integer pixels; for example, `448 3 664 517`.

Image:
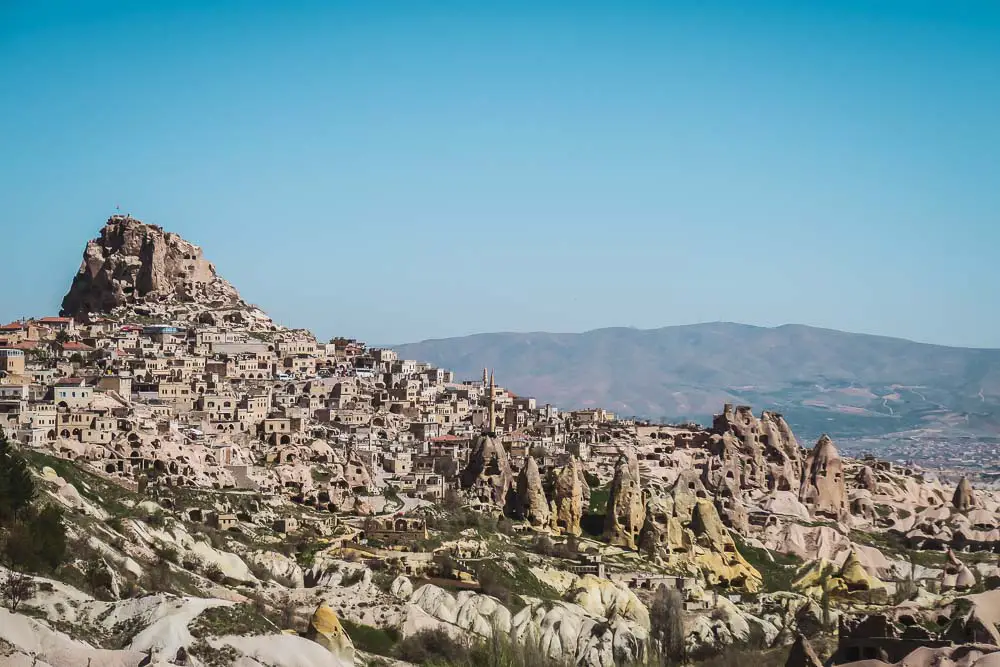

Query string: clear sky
1 1 998 347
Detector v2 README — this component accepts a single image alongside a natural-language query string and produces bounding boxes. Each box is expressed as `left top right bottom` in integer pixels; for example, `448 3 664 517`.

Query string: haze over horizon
2 1 998 347
388 322 1000 352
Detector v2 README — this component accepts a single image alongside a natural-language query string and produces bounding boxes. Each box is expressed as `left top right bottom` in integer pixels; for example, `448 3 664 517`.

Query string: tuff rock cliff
60 215 274 329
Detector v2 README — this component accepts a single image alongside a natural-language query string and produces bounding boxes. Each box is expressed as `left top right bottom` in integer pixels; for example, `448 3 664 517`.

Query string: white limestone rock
246 549 305 588
390 575 413 601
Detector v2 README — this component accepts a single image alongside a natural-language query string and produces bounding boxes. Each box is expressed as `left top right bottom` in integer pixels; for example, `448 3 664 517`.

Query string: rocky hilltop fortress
2 216 1000 667
60 214 274 330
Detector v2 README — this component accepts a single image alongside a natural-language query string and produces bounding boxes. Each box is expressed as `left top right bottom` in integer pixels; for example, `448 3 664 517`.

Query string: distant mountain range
394 323 1000 444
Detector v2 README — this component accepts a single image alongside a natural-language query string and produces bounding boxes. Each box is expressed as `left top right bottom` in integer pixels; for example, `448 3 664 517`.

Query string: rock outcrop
513 455 551 528
245 549 305 588
954 477 978 511
60 215 274 329
785 633 823 667
710 405 803 492
566 574 650 630
943 550 977 591
857 466 878 493
604 452 645 548
391 575 414 601
799 435 847 520
689 499 763 592
549 457 585 535
793 550 886 601
305 605 356 665
460 434 514 505
639 489 685 557
404 583 648 667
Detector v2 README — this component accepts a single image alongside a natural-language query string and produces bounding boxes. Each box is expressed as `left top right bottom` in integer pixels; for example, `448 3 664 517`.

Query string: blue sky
1 1 998 347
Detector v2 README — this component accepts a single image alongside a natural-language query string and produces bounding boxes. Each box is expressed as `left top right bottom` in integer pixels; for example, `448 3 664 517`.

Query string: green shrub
395 627 467 664
0 435 35 523
4 505 68 572
188 603 277 639
203 563 225 583
154 545 178 564
341 618 399 656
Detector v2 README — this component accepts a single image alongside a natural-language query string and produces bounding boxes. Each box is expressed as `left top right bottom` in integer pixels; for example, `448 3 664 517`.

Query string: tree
532 535 553 556
434 553 456 579
144 558 171 592
650 585 685 666
1 568 35 612
55 329 71 344
84 558 115 600
28 505 67 571
442 488 463 511
0 435 36 524
434 458 459 478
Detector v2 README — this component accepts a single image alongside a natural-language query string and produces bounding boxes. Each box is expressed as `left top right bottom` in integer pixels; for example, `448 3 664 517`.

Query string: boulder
407 584 512 636
793 550 885 600
245 550 305 588
390 575 414 601
566 574 650 630
943 550 977 591
352 497 373 516
839 549 883 591
510 599 647 667
305 605 356 665
405 582 648 667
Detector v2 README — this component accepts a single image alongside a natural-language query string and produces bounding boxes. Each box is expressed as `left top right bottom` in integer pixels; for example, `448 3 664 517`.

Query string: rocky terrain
2 216 1000 667
60 215 275 331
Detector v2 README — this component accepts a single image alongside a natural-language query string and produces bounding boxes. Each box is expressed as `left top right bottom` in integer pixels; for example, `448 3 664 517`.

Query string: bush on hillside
0 434 68 573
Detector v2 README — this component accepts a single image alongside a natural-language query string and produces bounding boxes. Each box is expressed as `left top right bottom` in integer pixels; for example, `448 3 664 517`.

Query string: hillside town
4 217 1000 667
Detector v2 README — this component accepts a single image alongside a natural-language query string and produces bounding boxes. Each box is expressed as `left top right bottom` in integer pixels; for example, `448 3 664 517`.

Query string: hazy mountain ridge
394 323 1000 442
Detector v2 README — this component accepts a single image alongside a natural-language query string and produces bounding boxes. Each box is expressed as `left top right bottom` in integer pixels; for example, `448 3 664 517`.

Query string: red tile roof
61 342 95 351
37 317 74 324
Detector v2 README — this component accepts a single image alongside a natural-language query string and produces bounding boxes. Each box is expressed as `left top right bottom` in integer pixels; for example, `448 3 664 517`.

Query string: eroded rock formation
549 457 585 535
689 499 763 592
799 435 847 520
604 451 645 548
711 405 803 493
785 633 823 667
513 455 551 528
954 477 978 511
60 215 273 329
306 605 356 664
461 434 515 506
